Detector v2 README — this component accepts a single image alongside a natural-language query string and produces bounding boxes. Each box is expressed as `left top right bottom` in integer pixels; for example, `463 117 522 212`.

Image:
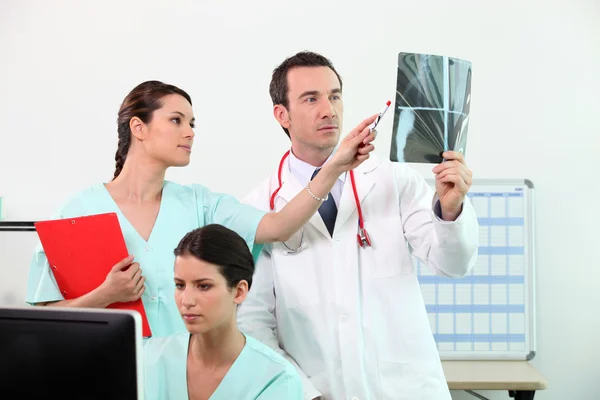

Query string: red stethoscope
269 150 372 249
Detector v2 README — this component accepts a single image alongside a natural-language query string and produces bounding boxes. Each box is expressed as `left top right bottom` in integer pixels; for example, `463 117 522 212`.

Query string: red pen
368 100 391 132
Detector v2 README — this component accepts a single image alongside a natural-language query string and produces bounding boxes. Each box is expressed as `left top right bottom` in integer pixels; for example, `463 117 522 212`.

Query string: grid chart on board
415 184 531 358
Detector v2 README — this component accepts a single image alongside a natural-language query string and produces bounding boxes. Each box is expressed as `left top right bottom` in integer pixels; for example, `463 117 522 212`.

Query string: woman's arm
36 256 145 308
255 115 377 244
39 289 112 308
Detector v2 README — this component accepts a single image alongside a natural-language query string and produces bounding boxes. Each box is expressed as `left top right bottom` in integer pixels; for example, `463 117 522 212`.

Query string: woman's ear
232 280 248 305
129 117 146 141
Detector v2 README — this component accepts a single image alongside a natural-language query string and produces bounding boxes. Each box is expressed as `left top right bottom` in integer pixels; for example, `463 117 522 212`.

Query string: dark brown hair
174 224 255 290
269 51 343 137
113 80 192 179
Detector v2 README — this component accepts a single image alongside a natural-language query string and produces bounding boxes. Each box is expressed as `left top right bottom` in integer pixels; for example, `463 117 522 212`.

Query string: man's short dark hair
269 51 343 137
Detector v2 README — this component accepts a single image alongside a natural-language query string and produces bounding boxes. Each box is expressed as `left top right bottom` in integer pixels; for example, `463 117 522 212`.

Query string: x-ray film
390 53 471 164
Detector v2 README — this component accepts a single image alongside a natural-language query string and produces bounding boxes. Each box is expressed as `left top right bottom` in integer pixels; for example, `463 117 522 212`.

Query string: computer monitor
0 306 144 399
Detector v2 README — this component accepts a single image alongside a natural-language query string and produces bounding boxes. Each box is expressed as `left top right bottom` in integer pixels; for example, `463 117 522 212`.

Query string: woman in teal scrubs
143 224 302 399
26 80 376 337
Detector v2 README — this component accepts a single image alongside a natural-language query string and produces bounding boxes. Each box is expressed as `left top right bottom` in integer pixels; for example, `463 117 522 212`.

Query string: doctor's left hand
432 151 472 221
328 114 378 173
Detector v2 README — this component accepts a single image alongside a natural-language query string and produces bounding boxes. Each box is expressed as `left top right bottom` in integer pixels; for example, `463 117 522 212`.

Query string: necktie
311 168 338 236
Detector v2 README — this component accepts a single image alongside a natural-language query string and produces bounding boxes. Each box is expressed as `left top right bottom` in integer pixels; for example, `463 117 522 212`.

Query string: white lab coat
238 154 479 400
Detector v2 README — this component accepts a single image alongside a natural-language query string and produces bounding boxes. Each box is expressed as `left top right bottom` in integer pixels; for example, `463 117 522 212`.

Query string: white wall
1 0 599 398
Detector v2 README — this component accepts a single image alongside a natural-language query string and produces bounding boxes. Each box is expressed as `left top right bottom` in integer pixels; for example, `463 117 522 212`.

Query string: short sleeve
25 189 88 305
196 186 267 262
257 367 303 400
25 220 64 305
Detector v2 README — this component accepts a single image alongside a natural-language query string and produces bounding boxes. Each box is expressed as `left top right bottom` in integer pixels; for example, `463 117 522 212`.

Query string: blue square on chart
491 314 508 334
438 314 454 334
474 313 489 334
455 285 472 305
490 197 506 218
492 342 508 351
509 314 525 335
473 284 489 305
509 284 524 305
491 284 508 305
491 255 508 275
490 226 507 247
509 255 525 276
473 255 490 275
508 198 524 217
456 314 471 334
508 226 524 247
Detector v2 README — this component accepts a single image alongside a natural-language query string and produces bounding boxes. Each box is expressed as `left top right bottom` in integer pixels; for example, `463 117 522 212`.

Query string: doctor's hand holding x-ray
432 150 473 221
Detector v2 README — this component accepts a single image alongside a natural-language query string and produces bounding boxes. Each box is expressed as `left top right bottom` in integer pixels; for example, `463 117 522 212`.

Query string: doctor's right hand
98 255 146 304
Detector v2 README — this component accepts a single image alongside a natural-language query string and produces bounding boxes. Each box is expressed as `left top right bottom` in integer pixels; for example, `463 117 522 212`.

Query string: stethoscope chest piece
357 227 372 248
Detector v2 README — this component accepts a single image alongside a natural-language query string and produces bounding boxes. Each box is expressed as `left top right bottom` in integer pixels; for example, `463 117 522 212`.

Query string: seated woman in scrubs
26 80 376 338
143 224 302 400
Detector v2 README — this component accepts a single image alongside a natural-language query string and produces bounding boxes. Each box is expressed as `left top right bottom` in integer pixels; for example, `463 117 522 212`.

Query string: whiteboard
416 179 536 360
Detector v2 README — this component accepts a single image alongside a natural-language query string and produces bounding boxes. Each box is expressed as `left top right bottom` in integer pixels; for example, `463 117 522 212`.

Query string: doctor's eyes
305 95 341 103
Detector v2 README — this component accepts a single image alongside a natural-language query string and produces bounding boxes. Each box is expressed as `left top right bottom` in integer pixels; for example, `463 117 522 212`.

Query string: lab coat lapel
334 158 379 231
276 166 332 240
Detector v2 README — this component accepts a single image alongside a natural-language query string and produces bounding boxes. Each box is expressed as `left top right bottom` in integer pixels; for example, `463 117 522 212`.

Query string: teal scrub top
26 181 266 338
143 332 303 400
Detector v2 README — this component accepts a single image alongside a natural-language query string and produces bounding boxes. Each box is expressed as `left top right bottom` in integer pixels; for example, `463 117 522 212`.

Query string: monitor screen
0 307 143 399
0 223 38 306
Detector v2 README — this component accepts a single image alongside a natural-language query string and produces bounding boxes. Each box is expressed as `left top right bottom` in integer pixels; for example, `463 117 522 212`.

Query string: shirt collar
288 147 347 186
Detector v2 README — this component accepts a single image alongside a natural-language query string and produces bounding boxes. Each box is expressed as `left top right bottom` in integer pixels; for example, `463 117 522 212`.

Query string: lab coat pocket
365 216 414 279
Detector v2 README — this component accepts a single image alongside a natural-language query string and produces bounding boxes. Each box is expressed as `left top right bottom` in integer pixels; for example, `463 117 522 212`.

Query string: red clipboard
34 212 152 337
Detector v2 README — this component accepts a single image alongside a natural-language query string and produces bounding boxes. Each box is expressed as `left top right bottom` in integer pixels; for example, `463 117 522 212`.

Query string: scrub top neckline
184 332 249 399
99 181 170 246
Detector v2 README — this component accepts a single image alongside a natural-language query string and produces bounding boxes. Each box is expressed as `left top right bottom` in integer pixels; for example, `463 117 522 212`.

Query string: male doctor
238 51 479 400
